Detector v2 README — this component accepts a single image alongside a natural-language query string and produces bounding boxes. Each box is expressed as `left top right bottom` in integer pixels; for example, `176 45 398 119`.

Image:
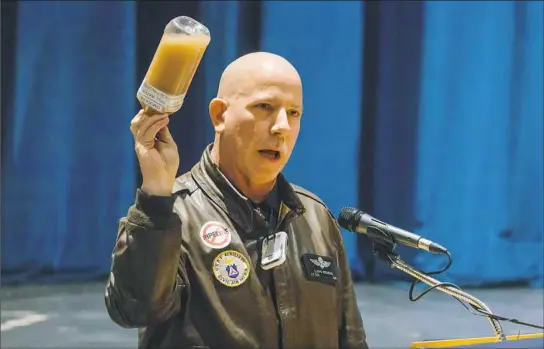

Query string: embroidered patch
199 221 232 249
301 254 338 285
212 250 251 287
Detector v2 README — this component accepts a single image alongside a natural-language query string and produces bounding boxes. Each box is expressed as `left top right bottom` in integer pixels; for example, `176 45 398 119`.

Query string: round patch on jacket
199 221 232 249
212 250 250 287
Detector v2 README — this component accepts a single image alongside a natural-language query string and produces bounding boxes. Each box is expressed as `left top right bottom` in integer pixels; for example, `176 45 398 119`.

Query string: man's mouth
258 149 281 161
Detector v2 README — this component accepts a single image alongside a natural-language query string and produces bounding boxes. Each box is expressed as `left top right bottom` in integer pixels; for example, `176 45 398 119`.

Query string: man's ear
209 98 228 134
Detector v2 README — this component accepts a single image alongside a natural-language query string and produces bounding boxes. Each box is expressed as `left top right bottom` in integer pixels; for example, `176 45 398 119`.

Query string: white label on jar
137 81 185 114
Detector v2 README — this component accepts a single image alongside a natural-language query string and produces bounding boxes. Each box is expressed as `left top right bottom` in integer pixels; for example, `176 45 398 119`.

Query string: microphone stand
370 235 506 341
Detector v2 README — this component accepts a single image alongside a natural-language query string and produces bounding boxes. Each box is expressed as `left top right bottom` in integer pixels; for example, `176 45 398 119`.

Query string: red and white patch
199 221 232 249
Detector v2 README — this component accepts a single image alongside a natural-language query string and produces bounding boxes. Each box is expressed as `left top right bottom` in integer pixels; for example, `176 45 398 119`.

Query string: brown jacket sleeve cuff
128 189 178 230
135 189 176 215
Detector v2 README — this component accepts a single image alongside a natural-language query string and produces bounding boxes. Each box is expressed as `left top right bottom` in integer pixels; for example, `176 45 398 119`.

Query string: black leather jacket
105 145 369 349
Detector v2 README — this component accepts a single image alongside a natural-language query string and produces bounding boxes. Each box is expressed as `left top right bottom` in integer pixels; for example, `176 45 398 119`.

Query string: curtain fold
1 1 137 284
413 1 543 286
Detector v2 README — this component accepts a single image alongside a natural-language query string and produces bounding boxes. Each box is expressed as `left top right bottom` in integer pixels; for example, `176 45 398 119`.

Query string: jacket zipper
271 209 302 349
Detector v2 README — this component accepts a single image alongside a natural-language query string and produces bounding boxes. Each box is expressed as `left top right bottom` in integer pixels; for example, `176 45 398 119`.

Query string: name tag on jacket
300 254 338 285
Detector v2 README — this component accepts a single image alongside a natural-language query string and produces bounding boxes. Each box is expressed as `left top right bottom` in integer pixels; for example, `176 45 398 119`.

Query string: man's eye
289 110 301 118
256 103 273 111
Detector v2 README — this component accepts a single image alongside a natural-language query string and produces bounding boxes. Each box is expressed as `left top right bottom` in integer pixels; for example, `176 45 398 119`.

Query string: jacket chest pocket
296 253 340 321
302 277 338 311
283 264 339 343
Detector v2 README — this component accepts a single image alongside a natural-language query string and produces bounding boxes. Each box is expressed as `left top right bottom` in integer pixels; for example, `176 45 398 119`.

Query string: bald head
208 51 303 198
217 52 302 99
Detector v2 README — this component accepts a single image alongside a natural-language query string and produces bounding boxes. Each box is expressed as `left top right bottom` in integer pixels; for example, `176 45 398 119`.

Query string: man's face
221 65 303 185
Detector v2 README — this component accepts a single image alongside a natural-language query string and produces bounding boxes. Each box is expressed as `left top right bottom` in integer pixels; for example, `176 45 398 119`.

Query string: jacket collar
191 144 305 234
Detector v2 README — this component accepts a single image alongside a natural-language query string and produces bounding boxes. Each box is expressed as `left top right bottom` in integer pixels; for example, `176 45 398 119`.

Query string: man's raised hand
130 110 180 196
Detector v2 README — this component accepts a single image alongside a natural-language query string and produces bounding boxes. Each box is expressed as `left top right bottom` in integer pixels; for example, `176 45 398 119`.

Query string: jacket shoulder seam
291 185 328 209
292 186 344 249
294 190 327 209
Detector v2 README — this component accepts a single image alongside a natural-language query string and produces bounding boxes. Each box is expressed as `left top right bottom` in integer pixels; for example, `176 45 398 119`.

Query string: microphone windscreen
337 207 360 231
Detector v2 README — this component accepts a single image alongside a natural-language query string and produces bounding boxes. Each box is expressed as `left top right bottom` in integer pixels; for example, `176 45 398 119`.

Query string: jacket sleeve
332 218 370 349
104 189 186 328
337 241 370 349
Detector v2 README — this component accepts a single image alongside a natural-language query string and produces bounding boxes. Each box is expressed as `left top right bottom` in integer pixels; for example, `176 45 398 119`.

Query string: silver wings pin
310 256 331 269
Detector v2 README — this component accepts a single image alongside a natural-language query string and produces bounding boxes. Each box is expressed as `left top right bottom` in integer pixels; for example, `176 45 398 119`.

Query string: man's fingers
130 110 175 150
138 113 168 136
133 113 168 139
157 126 174 144
138 117 169 145
130 110 166 134
129 110 146 135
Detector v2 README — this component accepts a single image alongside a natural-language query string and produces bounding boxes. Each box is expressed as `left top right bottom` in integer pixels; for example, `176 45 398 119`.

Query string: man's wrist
141 183 174 197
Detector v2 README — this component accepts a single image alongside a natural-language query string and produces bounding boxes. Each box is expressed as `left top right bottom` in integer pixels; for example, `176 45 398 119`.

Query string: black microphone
337 207 448 255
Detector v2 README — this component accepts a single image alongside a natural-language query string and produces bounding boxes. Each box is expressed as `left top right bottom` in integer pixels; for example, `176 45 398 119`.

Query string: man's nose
271 109 290 135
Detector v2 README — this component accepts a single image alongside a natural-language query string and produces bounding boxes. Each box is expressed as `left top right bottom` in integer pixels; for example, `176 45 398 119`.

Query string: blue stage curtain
1 2 137 284
200 0 244 140
3 1 541 288
357 1 426 282
260 1 365 273
412 1 543 287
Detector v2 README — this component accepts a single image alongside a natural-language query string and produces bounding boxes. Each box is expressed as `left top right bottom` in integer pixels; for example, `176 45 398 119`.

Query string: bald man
105 52 369 349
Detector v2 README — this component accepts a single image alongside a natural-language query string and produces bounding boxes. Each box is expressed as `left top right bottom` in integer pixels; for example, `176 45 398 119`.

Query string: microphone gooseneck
336 206 543 339
337 206 508 340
